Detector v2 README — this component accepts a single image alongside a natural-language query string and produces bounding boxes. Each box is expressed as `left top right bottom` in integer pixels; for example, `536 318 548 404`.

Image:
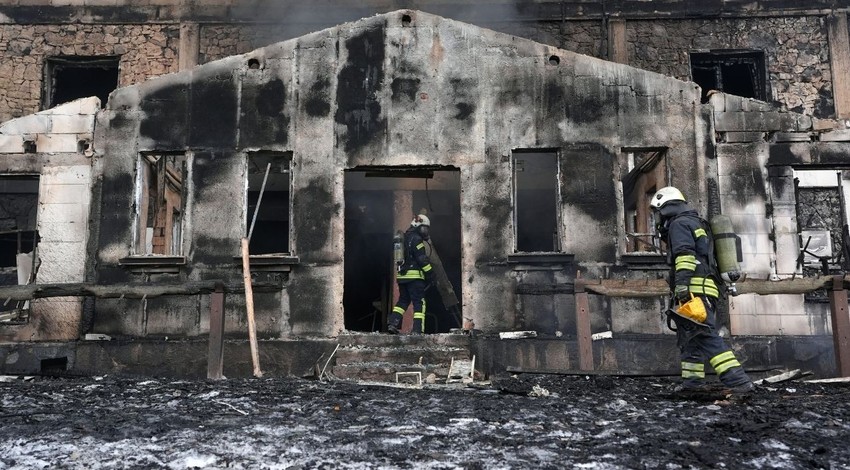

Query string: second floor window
690 50 767 104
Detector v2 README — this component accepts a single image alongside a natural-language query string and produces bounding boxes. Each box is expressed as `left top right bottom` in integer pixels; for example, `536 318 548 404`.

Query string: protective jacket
397 227 433 283
662 203 720 298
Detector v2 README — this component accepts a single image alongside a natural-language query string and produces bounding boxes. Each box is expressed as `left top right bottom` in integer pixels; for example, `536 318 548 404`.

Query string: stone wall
628 17 833 117
0 24 179 122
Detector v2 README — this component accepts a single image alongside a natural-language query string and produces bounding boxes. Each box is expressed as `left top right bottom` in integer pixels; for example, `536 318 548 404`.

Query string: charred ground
1 374 848 469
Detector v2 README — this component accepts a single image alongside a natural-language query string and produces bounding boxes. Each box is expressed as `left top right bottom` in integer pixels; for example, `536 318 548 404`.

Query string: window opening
690 50 767 104
513 150 559 252
42 56 119 109
793 169 848 275
621 149 668 254
0 175 39 324
134 154 187 256
247 152 291 254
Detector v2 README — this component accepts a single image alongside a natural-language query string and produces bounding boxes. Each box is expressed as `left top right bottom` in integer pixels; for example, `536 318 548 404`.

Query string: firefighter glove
674 285 690 303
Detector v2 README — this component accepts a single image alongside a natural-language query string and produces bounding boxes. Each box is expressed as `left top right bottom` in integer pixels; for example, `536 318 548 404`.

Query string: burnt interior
690 50 767 104
43 56 119 109
0 175 38 321
513 150 558 252
343 168 461 333
621 149 667 253
247 152 291 254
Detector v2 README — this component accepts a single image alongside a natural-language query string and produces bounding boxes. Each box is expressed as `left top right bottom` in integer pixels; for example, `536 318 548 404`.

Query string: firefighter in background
388 214 434 335
650 186 754 394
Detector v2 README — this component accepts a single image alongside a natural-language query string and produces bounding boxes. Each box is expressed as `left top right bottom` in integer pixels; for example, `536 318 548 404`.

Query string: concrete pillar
179 22 200 71
607 19 627 64
827 13 850 119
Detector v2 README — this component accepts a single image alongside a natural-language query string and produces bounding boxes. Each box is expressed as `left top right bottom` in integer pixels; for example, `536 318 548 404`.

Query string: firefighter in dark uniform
651 187 754 394
388 214 434 335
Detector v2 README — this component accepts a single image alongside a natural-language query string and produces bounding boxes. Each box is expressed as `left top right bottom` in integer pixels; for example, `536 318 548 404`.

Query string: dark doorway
42 56 120 109
343 167 462 334
0 175 39 323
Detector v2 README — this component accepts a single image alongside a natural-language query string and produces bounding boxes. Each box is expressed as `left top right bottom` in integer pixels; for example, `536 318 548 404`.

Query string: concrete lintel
819 129 850 141
722 131 765 143
774 132 812 143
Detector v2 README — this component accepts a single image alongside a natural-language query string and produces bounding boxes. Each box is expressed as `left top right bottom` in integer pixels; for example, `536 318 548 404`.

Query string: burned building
1 2 850 379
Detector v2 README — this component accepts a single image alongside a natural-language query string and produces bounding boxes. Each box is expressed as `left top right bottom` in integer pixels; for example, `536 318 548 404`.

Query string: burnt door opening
42 56 120 109
343 167 461 334
0 175 39 323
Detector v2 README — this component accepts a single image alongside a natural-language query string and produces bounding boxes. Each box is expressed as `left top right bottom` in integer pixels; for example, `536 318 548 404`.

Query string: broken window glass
513 151 559 252
246 152 291 254
690 50 767 104
134 154 187 256
621 149 667 254
0 175 39 323
42 56 119 109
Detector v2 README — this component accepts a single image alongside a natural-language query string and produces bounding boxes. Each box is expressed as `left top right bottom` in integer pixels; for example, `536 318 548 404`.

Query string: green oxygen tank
393 231 404 270
710 214 743 294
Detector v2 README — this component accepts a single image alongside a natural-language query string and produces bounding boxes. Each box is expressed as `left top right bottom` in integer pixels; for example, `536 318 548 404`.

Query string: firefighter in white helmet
651 186 754 395
388 214 433 335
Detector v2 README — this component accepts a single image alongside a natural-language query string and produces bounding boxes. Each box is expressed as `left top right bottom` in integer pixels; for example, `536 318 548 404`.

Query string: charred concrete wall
86 10 704 339
710 91 850 337
0 97 98 341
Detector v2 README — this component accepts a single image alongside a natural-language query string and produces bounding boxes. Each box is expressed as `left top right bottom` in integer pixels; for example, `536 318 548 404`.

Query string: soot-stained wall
90 10 705 338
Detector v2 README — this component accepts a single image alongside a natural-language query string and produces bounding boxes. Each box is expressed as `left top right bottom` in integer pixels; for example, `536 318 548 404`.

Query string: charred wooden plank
0 281 281 301
577 276 850 297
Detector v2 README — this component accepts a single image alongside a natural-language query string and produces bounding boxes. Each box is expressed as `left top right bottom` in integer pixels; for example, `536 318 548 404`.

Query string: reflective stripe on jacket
666 210 720 298
397 229 432 282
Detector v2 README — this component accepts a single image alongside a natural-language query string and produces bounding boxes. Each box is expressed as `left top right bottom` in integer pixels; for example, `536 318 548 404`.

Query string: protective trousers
391 279 427 334
676 296 751 388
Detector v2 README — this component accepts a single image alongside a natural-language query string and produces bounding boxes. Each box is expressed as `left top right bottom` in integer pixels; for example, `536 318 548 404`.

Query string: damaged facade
1 1 850 379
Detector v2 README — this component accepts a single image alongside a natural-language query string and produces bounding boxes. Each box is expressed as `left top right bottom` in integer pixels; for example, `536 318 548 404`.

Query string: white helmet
650 186 686 210
411 214 430 227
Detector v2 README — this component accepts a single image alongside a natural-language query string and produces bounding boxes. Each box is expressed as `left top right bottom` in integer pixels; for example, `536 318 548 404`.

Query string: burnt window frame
619 148 669 255
41 56 120 110
132 152 190 257
792 168 849 273
244 151 293 256
689 49 768 104
511 149 562 253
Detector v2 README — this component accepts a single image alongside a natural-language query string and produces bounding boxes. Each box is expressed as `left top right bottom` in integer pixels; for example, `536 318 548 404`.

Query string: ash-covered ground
1 373 848 469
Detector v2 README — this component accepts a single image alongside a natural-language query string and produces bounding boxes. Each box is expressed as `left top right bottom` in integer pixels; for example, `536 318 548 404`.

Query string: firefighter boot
409 318 424 335
387 312 403 334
